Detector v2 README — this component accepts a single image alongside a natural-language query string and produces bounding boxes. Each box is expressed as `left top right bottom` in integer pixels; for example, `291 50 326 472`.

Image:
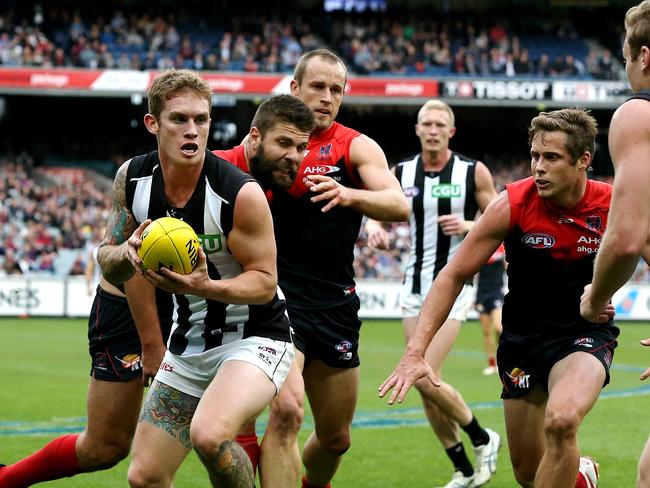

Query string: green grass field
1 317 649 487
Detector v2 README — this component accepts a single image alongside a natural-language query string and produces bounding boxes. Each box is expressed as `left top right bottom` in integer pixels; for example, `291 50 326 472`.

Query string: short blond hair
625 1 650 61
417 100 455 127
148 69 212 120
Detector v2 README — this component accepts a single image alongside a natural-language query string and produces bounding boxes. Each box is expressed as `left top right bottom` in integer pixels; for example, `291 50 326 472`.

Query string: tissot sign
444 80 550 100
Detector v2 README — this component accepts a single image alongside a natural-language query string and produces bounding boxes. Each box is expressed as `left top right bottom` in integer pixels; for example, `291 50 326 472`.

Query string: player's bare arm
150 182 277 304
379 191 510 405
308 135 409 220
582 100 650 318
124 274 165 386
97 161 150 285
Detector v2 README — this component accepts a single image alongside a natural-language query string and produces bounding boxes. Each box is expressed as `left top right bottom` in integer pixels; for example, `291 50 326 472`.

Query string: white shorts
155 337 294 398
402 283 474 321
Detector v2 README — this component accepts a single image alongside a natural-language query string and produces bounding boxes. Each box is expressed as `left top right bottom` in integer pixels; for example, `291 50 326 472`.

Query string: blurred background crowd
0 4 625 79
1 0 647 283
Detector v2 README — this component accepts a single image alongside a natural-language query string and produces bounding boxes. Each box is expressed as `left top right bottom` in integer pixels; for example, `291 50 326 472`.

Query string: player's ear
249 126 261 151
578 151 591 170
642 45 650 70
290 79 300 97
449 126 457 139
144 113 159 135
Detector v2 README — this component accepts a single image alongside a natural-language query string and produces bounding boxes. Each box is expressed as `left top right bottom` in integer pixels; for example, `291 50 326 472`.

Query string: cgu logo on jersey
507 368 530 389
198 234 223 255
431 184 461 198
522 233 555 249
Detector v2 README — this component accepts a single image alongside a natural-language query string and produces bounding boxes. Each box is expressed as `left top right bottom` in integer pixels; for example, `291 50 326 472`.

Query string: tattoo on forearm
196 440 254 488
139 380 199 449
97 162 138 283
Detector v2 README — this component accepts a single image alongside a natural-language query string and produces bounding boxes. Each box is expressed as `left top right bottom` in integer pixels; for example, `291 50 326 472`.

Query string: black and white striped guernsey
125 150 291 355
396 151 479 294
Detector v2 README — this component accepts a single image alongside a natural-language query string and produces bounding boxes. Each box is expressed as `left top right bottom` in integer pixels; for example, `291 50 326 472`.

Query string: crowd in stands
2 151 650 284
0 7 623 79
0 156 110 277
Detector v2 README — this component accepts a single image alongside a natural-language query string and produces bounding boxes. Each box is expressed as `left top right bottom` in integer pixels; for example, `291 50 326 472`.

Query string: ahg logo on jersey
303 165 340 175
522 233 555 249
198 234 223 254
431 184 461 198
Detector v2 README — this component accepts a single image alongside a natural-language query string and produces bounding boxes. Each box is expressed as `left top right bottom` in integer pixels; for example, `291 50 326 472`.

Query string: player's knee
79 434 132 470
268 393 304 436
318 429 351 456
510 452 536 487
190 427 226 459
127 461 167 488
543 409 580 440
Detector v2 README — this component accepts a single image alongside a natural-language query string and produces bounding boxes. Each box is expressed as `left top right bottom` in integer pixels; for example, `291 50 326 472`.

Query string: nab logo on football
303 165 340 175
522 233 555 249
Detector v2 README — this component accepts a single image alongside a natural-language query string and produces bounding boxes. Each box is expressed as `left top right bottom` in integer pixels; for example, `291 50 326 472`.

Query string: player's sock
445 442 474 477
488 356 497 368
0 434 81 487
461 415 491 447
236 434 261 476
301 476 331 488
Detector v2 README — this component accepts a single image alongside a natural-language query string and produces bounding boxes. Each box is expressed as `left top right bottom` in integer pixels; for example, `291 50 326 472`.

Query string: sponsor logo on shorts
258 353 272 366
573 337 594 348
507 367 530 389
603 349 612 368
335 340 353 353
116 353 142 371
522 233 555 249
94 352 108 371
159 361 174 372
258 346 277 355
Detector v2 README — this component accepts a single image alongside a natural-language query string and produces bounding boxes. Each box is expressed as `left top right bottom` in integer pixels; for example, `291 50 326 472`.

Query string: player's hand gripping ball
137 217 200 274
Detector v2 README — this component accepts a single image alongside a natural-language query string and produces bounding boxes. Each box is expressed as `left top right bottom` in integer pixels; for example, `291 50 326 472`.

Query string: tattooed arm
97 161 150 285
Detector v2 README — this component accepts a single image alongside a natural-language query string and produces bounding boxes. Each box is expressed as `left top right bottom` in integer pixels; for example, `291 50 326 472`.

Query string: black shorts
475 291 503 314
88 287 142 382
289 295 362 369
497 326 619 400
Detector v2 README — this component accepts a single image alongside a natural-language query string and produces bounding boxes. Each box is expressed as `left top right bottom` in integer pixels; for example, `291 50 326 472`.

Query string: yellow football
137 217 200 274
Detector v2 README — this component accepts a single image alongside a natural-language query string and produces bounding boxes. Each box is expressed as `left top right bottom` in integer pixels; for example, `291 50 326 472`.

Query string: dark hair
293 49 347 86
528 108 598 162
251 95 315 135
148 69 212 120
626 1 650 61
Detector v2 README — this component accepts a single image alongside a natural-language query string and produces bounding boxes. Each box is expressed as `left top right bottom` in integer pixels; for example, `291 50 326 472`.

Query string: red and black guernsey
213 146 248 173
503 177 614 338
270 122 363 309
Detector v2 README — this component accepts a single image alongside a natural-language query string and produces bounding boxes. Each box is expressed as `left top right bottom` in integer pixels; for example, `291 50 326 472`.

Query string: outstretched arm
307 135 409 221
581 100 650 320
379 191 511 404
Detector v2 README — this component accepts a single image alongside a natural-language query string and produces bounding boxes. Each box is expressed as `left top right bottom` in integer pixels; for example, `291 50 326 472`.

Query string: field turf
1 317 649 487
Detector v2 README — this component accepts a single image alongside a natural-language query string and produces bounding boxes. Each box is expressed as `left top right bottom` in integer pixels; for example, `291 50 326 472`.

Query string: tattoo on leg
139 381 199 449
196 440 254 488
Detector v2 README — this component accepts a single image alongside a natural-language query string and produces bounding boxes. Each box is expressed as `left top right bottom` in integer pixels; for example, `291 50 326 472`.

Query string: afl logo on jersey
303 165 340 175
522 233 555 249
403 186 419 197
